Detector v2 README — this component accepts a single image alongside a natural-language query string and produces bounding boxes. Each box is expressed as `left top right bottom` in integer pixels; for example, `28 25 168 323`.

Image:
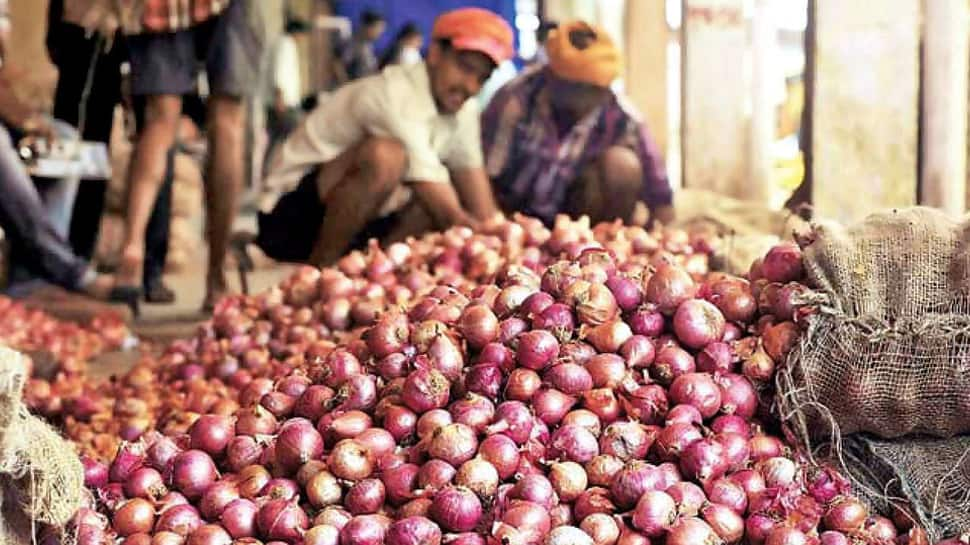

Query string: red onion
823 497 868 533
804 465 850 505
416 409 453 440
730 468 766 499
429 486 482 532
276 419 324 472
610 461 662 509
505 368 542 401
304 525 340 545
235 405 279 436
819 531 849 545
317 350 363 388
673 300 726 349
656 461 682 489
329 439 373 481
261 478 300 500
606 275 642 311
697 342 733 375
121 533 151 545
449 393 495 434
340 514 391 545
402 368 451 413
758 456 797 488
238 465 271 499
356 428 395 460
573 487 616 521
517 330 561 370
701 503 744 543
428 423 478 466
221 498 258 538
500 500 552 543
297 460 328 486
549 422 599 463
477 342 515 370
146 437 183 474
427 335 465 382
459 304 499 349
705 478 747 514
707 279 757 324
378 353 410 380
315 506 353 530
82 456 109 489
666 404 704 426
334 374 378 412
226 436 264 473
186 525 231 545
583 387 622 423
628 307 665 337
546 526 595 545
666 517 721 545
544 362 594 396
110 441 146 483
762 321 799 363
580 513 620 545
574 283 619 326
651 346 696 386
645 264 696 315
511 474 558 509
580 355 623 390
417 459 456 493
381 404 417 442
323 410 373 444
397 498 432 518
765 527 809 545
746 513 777 545
499 317 530 345
584 456 622 489
619 335 655 369
385 516 442 545
710 415 751 437
620 383 668 425
366 312 410 358
155 504 203 536
533 388 576 425
742 348 776 383
376 462 416 505
170 450 218 500
669 372 722 419
198 480 239 520
455 458 500 498
715 432 751 471
261 391 297 418
257 498 309 543
762 243 803 283
599 421 653 461
464 363 502 399
586 320 633 353
863 515 897 542
545 461 586 503
114 498 156 536
749 434 785 462
631 490 676 536
667 481 707 517
495 285 534 317
124 467 167 501
521 291 555 318
616 525 650 545
681 437 729 483
345 478 386 515
562 409 602 436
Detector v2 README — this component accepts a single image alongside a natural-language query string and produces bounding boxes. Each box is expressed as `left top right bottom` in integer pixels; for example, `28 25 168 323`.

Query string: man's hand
62 0 119 39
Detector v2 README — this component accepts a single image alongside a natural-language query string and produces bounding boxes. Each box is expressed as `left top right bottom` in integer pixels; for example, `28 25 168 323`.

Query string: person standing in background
337 9 386 82
380 22 423 68
264 16 310 173
112 0 262 313
482 20 674 227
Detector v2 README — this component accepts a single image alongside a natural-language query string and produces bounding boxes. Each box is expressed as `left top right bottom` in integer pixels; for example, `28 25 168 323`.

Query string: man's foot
201 273 229 314
116 245 145 288
81 273 142 316
144 279 176 304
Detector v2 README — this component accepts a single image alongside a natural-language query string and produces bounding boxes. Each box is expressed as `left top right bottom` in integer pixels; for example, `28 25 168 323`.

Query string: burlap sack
0 346 85 542
776 207 970 539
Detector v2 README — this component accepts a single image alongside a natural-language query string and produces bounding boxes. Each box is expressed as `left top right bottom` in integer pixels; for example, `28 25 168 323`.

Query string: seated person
482 20 674 227
259 8 513 266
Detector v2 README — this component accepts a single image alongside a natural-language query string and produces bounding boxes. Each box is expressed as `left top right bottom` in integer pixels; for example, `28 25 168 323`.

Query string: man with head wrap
482 21 673 226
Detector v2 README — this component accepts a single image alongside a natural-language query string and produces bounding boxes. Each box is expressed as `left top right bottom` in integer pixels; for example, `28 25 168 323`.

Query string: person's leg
118 29 195 288
200 0 263 310
202 95 245 308
143 146 175 302
308 137 407 266
566 146 643 224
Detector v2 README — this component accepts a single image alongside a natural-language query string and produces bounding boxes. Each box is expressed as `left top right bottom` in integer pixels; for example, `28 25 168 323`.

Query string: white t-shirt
262 61 484 216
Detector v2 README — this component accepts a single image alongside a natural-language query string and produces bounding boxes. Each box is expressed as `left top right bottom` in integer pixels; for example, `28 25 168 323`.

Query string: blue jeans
0 124 89 292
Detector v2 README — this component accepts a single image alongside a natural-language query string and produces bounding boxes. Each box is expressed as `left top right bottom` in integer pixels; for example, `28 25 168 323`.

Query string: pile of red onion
18 215 945 544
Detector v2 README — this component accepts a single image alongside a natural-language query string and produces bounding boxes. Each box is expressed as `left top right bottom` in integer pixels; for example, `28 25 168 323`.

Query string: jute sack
776 207 970 539
0 346 85 544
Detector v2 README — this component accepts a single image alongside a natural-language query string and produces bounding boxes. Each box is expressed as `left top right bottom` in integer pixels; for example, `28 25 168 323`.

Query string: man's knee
599 146 642 193
357 137 406 192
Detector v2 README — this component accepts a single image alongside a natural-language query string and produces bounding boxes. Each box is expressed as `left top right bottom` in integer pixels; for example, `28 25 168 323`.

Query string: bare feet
202 271 229 313
116 245 145 287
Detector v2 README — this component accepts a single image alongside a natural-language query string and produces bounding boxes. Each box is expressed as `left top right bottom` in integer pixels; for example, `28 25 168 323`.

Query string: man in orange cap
259 8 513 266
483 20 674 226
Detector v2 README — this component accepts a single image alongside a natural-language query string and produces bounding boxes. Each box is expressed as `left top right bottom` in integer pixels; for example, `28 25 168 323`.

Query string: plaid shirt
482 65 672 225
119 0 228 34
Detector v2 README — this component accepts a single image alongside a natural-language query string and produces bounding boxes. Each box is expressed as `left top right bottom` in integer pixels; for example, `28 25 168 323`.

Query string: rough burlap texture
776 207 970 539
0 346 84 544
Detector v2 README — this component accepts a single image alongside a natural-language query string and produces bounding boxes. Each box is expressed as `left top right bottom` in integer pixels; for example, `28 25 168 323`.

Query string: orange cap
432 8 515 65
546 20 622 87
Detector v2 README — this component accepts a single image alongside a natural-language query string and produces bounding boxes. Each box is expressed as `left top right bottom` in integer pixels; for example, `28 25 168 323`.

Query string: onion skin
823 497 868 533
631 490 676 536
428 486 482 532
385 516 442 545
666 517 723 545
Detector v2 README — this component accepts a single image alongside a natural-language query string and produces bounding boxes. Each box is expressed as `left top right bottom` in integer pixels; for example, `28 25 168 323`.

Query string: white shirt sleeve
445 106 485 170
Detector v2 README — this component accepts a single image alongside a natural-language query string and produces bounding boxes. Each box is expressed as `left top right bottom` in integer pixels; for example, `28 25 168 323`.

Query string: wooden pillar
921 0 968 215
624 0 668 157
810 0 919 223
681 0 747 198
747 0 775 203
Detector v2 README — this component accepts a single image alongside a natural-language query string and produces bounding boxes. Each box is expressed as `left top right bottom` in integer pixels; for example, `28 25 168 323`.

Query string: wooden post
624 0 669 157
681 0 748 198
921 0 968 216
810 0 920 223
747 0 775 203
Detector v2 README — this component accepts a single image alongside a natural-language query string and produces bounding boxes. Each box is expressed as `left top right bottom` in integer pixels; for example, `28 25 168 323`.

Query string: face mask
399 46 422 65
